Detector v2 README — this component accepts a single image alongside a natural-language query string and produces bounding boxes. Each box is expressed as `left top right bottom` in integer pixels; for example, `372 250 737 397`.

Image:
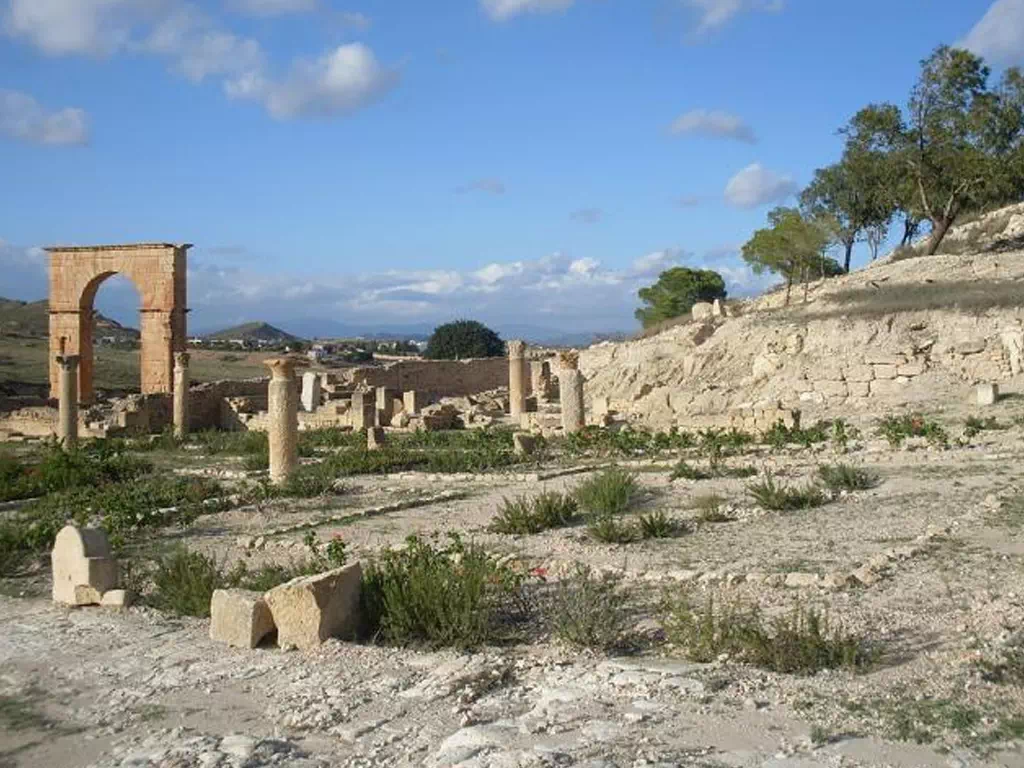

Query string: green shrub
490 492 579 535
189 429 268 456
0 442 152 503
670 461 711 481
361 534 527 648
424 319 504 360
149 547 222 617
876 414 948 448
747 474 827 511
964 415 1007 438
588 514 638 544
761 421 831 450
637 510 680 539
574 468 639 516
816 463 879 492
665 594 872 674
563 426 696 457
549 563 629 651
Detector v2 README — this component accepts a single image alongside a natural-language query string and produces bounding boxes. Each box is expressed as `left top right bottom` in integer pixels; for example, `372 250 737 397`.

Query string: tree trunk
784 276 792 306
843 240 854 273
900 217 919 247
924 216 953 255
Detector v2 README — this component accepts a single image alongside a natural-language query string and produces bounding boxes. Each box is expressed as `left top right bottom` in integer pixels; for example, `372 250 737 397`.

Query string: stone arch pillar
46 243 190 403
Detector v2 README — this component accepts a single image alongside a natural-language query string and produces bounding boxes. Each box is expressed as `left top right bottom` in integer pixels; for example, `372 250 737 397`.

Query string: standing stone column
301 371 321 413
56 354 80 449
264 357 308 485
508 340 527 419
173 352 190 439
557 352 585 434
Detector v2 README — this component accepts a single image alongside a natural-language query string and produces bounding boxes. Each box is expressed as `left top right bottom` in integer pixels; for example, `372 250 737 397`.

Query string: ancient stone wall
338 358 508 397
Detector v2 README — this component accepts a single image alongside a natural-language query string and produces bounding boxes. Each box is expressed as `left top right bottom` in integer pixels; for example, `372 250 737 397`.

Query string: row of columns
507 340 585 434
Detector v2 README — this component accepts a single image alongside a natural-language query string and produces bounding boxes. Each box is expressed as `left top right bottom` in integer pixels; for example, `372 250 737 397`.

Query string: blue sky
0 0 1020 338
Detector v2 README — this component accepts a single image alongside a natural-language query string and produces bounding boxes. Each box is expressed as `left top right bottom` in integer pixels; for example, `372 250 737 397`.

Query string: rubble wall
339 357 508 397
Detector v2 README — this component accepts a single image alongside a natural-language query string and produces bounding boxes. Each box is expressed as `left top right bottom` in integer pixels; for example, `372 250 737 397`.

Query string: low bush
574 468 639 516
964 415 1007 438
761 421 831 450
490 492 579 535
816 463 879 492
747 474 827 511
876 413 948 448
190 429 268 456
0 441 152 503
548 563 629 651
665 594 872 674
637 510 680 539
149 547 222 618
587 514 638 544
361 533 529 648
670 459 756 482
670 461 711 481
563 426 696 458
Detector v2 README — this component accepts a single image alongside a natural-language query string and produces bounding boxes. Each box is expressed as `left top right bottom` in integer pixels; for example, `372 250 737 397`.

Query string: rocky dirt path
1 594 1004 768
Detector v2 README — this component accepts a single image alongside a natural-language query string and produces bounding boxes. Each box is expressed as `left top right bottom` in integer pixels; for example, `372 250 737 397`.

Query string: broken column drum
57 354 80 448
173 352 190 439
265 357 308 485
508 339 527 419
557 354 585 434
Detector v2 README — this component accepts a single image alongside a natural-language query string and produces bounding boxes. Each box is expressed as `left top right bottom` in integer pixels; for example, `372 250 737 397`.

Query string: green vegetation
747 474 828 511
876 413 948 448
690 493 734 523
964 415 1008 438
574 467 639 516
361 534 528 649
0 441 151 502
635 266 727 329
562 425 695 457
489 492 579 535
816 463 880 492
637 509 680 539
549 564 629 651
741 206 830 305
423 319 504 360
665 595 872 674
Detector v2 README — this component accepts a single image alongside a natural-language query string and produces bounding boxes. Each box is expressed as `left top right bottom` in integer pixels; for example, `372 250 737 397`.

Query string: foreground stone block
691 302 714 321
100 589 133 609
51 525 118 606
367 426 387 451
513 432 538 456
265 563 362 650
977 383 999 406
211 589 276 649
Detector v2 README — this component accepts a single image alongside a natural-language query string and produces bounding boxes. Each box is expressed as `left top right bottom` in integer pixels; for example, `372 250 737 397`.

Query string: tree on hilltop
741 207 829 305
634 267 727 329
424 319 504 360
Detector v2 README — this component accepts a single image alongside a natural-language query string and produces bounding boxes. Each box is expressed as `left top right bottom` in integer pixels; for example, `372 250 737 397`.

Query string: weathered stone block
210 589 275 649
51 525 118 606
872 364 898 380
691 302 714 321
367 426 386 451
300 372 321 413
813 380 848 398
897 362 926 377
844 364 874 383
402 390 430 415
957 339 987 355
864 352 906 366
870 378 906 396
513 432 538 456
100 589 132 609
265 563 363 650
848 381 870 398
977 382 999 406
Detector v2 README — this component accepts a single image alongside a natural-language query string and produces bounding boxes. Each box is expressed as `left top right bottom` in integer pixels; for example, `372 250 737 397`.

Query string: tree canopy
634 267 727 328
423 319 505 360
741 207 829 305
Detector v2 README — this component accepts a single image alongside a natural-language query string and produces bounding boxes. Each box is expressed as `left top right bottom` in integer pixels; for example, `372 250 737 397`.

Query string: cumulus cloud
724 163 797 208
481 0 575 21
682 0 784 34
669 108 755 143
0 89 89 146
570 207 603 224
226 0 318 16
4 0 396 121
456 178 507 195
630 249 684 277
961 0 1024 67
226 43 399 119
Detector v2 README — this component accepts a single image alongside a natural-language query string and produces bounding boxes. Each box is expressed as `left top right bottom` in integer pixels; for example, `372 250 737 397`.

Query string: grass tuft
490 492 579 535
816 463 880 492
549 563 629 651
747 474 828 511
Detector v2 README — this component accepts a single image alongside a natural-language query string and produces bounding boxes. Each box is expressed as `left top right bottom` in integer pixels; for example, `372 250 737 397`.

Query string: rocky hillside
203 322 302 343
580 203 1024 431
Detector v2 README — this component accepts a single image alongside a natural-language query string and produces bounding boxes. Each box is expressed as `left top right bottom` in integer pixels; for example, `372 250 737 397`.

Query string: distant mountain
203 322 303 343
0 297 139 341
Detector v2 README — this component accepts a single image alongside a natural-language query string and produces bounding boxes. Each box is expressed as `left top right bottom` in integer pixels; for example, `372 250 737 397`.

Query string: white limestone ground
4 402 1024 766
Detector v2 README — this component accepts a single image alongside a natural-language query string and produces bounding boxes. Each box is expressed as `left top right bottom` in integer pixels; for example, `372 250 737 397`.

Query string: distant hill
204 322 303 343
0 297 140 341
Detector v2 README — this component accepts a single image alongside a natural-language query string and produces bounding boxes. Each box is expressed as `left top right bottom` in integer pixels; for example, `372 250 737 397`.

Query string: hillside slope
204 322 302 343
0 298 139 341
580 204 1024 431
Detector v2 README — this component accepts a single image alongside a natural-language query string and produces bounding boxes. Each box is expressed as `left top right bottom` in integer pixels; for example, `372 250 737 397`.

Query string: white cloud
669 108 755 143
456 178 507 195
5 0 395 121
724 163 797 208
226 0 318 16
570 207 603 224
682 0 784 34
0 89 89 146
631 249 684 277
961 0 1024 67
481 0 575 21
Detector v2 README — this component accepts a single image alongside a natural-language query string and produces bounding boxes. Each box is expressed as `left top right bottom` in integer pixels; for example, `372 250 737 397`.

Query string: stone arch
46 243 190 403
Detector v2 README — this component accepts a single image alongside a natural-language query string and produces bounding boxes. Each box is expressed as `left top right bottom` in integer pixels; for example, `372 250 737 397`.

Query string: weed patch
637 510 681 539
490 492 579 535
877 413 948 448
690 494 734 523
548 564 629 651
816 464 879 492
574 468 639 516
747 474 828 511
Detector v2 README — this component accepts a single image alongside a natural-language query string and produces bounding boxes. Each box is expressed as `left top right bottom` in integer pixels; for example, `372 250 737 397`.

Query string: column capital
56 354 80 369
174 352 191 368
507 339 527 358
556 350 579 370
264 356 309 380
